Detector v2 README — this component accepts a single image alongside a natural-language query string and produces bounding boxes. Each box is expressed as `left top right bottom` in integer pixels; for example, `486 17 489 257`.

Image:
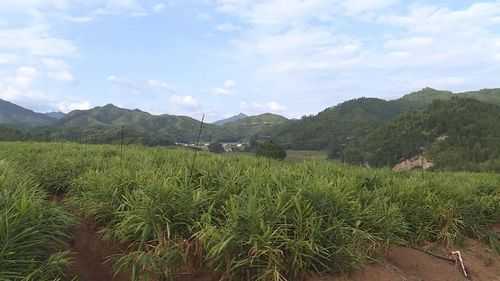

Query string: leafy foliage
256 141 287 160
353 98 500 171
1 142 499 281
269 98 406 151
0 160 74 281
208 142 225 153
221 113 288 141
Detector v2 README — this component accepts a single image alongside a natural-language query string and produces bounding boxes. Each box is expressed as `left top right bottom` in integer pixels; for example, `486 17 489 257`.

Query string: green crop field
1 142 499 281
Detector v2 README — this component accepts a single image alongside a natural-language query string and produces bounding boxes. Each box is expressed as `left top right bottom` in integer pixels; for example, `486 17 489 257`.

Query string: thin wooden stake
188 114 205 181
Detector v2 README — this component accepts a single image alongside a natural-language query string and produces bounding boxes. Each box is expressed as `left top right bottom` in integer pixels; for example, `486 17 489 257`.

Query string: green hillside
222 113 288 140
0 98 56 127
351 98 500 171
400 87 500 108
49 104 237 144
271 88 500 154
213 113 248 125
0 125 25 141
270 98 405 150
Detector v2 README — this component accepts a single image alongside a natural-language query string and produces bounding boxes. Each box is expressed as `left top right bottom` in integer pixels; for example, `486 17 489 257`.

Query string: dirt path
67 219 129 281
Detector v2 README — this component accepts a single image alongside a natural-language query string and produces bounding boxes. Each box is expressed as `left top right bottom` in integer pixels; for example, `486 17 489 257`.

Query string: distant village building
221 142 247 152
175 142 209 151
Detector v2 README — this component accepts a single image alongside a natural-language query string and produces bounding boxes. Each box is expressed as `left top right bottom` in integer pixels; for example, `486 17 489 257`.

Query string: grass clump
0 160 75 281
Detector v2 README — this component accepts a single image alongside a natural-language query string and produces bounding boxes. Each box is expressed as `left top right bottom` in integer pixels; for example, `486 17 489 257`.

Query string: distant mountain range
45 112 66 120
0 100 288 144
214 113 248 126
220 113 288 140
269 88 500 151
0 99 57 127
2 87 500 171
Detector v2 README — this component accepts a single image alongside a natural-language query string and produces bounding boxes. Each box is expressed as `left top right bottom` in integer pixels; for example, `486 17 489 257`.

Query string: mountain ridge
214 113 248 126
2 87 500 160
0 98 57 127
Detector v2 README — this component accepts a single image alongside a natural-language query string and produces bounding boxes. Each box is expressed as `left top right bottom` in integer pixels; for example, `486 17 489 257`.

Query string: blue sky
1 0 500 121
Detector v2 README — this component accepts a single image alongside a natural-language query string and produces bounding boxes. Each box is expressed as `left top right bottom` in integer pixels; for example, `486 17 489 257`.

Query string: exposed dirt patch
308 262 408 281
308 241 500 281
386 246 467 281
48 193 65 203
67 219 129 281
458 239 500 281
63 216 500 281
66 218 215 281
492 224 500 234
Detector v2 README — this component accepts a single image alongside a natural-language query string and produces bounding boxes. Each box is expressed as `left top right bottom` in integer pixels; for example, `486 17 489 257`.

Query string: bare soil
67 218 129 281
66 218 500 281
311 240 500 281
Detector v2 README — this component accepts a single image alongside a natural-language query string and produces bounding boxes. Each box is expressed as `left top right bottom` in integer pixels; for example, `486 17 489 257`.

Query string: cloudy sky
1 0 500 121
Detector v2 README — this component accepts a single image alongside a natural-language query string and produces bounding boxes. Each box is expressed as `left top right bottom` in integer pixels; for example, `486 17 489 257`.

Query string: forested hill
44 104 238 144
269 88 500 152
0 101 290 144
400 87 500 108
213 113 248 125
268 98 405 151
2 87 500 168
352 98 500 171
0 103 287 144
0 98 56 127
221 113 288 140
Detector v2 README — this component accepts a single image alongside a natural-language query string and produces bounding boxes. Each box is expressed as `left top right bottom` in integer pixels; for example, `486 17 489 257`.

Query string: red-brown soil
66 217 500 281
311 240 500 281
66 218 214 281
67 219 129 281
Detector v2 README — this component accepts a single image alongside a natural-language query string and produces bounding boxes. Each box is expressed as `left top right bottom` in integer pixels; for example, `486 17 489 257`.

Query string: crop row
0 142 499 281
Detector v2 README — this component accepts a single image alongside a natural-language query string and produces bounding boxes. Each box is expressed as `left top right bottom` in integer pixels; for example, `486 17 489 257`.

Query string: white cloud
216 0 500 116
0 66 52 108
153 3 166 13
212 79 236 96
233 26 363 74
380 2 500 33
375 2 500 71
224 80 236 88
0 25 78 57
65 16 94 23
215 0 334 26
147 79 174 91
42 58 74 81
0 0 71 12
94 0 147 16
108 75 175 94
0 53 17 64
169 95 199 109
342 0 398 15
0 65 89 111
13 66 38 89
216 23 241 32
212 88 231 96
56 100 92 113
240 101 286 114
214 0 397 26
384 37 433 50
